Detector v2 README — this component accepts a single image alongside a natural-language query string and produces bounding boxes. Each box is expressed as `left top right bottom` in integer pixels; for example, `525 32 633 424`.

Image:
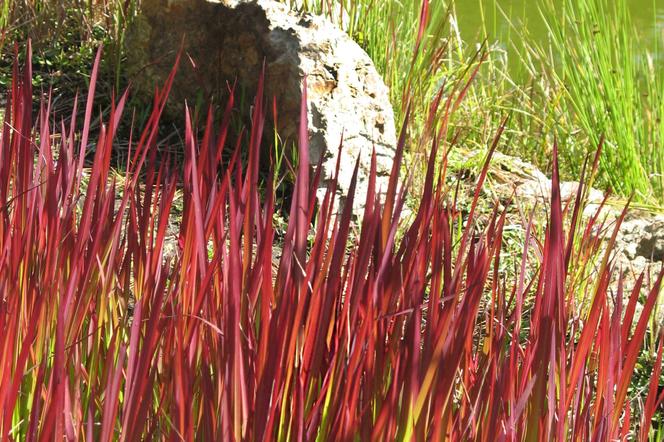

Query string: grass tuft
0 45 663 440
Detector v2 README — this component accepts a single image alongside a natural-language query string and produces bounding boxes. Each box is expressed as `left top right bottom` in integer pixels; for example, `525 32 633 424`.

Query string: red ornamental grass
0 45 663 441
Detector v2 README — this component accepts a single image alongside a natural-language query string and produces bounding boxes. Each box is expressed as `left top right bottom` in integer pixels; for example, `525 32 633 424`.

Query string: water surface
453 0 664 74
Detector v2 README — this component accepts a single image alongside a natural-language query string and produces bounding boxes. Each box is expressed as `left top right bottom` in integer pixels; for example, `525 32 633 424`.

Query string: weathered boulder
126 0 396 210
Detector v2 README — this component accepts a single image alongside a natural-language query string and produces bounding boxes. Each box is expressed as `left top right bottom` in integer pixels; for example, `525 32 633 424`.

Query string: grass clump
1 45 664 441
0 0 138 115
535 0 664 202
0 0 663 438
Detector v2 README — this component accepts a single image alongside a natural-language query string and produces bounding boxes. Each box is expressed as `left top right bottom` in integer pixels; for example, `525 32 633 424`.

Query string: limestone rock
126 0 396 210
615 215 664 262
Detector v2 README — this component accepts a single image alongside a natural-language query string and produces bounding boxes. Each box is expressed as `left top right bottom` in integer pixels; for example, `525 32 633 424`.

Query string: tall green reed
536 0 664 201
